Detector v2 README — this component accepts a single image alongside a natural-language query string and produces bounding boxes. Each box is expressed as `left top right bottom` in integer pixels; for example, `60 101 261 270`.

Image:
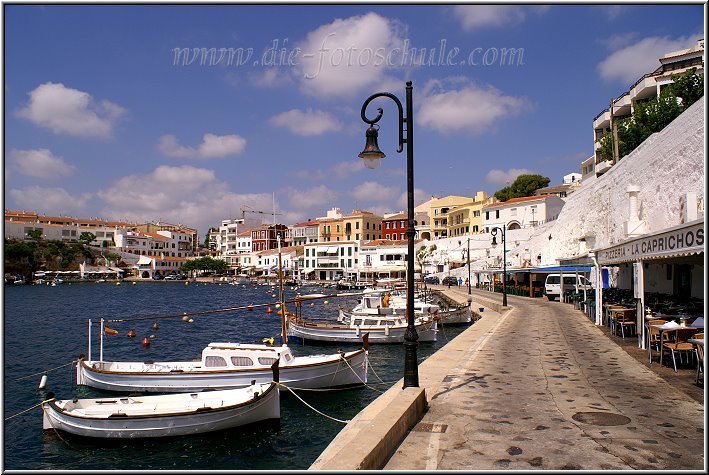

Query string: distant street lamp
358 81 418 389
491 225 508 307
467 237 472 295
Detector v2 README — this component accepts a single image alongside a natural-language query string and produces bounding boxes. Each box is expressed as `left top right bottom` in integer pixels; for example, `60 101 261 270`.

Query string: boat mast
277 233 288 345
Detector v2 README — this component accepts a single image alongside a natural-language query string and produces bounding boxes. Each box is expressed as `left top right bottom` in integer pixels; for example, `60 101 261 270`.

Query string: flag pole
100 318 104 362
88 319 92 361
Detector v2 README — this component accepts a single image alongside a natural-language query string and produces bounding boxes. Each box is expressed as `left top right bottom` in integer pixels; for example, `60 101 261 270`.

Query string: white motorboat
76 341 368 393
42 380 279 439
342 290 472 324
286 312 438 344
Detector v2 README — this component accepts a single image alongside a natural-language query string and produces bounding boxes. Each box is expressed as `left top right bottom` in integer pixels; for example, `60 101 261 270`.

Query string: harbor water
2 281 470 470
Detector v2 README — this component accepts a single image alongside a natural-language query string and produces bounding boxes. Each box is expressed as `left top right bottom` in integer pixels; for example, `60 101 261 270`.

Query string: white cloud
268 108 343 136
485 168 535 186
249 68 291 88
295 12 406 97
598 34 701 84
351 181 401 203
97 165 274 234
453 5 549 30
9 148 75 180
282 185 339 210
158 133 246 159
418 78 530 134
9 186 92 215
16 82 126 138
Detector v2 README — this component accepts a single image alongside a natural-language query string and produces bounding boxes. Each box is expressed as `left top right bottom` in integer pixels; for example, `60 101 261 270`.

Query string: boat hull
436 306 473 324
42 383 279 439
286 319 437 344
77 350 367 393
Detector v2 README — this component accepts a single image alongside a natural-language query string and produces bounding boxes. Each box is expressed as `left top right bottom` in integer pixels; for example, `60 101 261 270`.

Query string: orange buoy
247 304 254 311
142 337 150 347
127 329 136 338
266 307 273 313
152 323 159 331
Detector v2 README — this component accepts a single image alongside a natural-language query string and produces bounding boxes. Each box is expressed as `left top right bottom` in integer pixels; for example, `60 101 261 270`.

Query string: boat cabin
201 343 294 368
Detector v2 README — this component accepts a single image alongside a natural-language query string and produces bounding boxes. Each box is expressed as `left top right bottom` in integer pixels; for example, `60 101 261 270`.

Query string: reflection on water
3 282 469 470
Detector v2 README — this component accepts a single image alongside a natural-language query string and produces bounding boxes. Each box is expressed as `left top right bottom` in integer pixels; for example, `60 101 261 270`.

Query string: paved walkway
384 288 705 471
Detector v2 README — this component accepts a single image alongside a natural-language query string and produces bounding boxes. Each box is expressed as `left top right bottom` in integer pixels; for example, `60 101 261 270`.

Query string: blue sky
3 3 704 236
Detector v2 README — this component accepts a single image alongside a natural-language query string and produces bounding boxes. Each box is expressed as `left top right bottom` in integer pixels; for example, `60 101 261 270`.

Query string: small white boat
344 290 472 324
287 312 438 344
42 380 279 439
76 342 367 393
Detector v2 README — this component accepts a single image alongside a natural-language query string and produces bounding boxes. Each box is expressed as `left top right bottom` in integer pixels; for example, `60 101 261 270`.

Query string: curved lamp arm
360 92 405 153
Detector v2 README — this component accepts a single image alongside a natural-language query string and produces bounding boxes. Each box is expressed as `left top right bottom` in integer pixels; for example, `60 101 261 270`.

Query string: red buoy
127 329 136 338
266 307 273 313
142 337 150 347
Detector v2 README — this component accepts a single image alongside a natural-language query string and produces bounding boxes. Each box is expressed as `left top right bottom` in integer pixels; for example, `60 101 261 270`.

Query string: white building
290 220 320 246
217 218 261 256
302 241 359 281
357 239 427 281
482 194 566 231
590 38 704 177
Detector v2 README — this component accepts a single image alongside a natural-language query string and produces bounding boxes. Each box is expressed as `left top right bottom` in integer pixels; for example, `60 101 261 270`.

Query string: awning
136 256 154 265
596 218 703 265
476 265 592 274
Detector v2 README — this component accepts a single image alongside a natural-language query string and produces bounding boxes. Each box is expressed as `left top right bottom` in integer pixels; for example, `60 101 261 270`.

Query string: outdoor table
649 323 701 367
603 303 626 327
609 307 634 336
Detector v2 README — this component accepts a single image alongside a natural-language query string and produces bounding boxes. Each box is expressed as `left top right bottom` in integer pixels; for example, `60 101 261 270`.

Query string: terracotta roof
383 212 407 221
293 220 320 227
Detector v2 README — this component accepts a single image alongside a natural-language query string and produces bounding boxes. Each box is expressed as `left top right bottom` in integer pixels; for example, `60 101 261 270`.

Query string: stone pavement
383 288 705 471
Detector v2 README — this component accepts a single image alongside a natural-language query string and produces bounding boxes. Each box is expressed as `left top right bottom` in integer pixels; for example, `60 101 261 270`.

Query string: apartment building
251 224 288 252
302 241 359 281
482 194 566 231
342 209 383 242
357 239 425 281
290 220 320 246
591 38 704 176
381 211 428 240
445 191 494 238
135 222 199 254
216 218 261 256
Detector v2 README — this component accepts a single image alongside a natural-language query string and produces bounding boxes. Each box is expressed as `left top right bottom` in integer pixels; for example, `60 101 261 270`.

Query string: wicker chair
647 320 667 363
662 328 698 372
694 332 704 385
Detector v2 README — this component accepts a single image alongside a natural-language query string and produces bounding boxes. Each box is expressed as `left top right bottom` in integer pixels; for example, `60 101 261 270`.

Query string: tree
494 174 550 202
79 232 96 245
26 229 43 240
598 68 703 162
416 244 436 280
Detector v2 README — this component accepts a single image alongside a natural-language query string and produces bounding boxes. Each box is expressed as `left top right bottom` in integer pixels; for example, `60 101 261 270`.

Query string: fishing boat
42 379 279 439
76 341 367 393
342 290 472 325
77 236 368 393
286 311 438 344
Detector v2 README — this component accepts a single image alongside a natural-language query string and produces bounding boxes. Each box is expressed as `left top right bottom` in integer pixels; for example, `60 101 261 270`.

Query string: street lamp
467 237 472 295
358 81 418 388
490 225 508 307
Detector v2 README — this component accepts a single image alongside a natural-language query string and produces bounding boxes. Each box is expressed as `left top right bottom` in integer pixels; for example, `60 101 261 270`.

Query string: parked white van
544 274 593 301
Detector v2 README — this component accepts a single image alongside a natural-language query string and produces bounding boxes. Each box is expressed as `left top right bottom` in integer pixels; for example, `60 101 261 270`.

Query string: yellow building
446 191 495 237
429 195 476 239
343 209 383 242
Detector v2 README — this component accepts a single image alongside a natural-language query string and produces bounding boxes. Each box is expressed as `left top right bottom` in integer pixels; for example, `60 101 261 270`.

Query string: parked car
544 274 593 301
164 274 178 280
424 276 440 285
176 273 187 280
442 276 458 286
152 274 164 280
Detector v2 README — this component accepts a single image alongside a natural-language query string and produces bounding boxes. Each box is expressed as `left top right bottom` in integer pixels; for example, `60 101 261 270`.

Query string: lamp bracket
360 92 405 153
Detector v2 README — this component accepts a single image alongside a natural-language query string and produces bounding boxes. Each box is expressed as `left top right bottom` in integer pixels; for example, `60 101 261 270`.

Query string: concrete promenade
311 287 705 471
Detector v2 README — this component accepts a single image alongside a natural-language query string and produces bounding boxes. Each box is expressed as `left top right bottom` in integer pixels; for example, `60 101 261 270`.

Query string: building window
495 210 500 219
510 208 517 216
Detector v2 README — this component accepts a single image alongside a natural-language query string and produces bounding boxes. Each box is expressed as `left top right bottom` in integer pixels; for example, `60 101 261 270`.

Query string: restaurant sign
597 220 704 264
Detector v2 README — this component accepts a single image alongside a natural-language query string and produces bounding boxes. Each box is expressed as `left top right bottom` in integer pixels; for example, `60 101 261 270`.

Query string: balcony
596 160 613 175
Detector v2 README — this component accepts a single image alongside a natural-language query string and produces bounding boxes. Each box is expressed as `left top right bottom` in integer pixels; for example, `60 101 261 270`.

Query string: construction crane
240 205 282 221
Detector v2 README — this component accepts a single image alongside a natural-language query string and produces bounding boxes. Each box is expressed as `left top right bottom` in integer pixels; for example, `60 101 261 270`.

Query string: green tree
416 244 436 280
667 67 704 108
79 232 96 245
26 229 43 240
494 174 550 202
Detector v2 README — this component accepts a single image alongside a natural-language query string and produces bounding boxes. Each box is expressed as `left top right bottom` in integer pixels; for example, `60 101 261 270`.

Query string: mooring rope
5 397 55 422
14 360 77 381
274 382 350 424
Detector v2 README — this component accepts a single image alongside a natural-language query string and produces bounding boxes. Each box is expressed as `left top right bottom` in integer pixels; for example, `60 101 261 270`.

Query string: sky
2 3 705 237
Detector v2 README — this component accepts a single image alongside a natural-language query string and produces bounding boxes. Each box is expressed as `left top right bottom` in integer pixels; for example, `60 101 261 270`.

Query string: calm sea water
2 281 469 470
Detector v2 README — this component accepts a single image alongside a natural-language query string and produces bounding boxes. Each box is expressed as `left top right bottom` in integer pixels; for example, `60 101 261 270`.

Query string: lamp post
358 81 418 388
490 225 507 307
467 237 472 295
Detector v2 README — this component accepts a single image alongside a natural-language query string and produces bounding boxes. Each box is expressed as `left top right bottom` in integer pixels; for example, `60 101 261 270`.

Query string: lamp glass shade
358 124 386 168
361 156 382 169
